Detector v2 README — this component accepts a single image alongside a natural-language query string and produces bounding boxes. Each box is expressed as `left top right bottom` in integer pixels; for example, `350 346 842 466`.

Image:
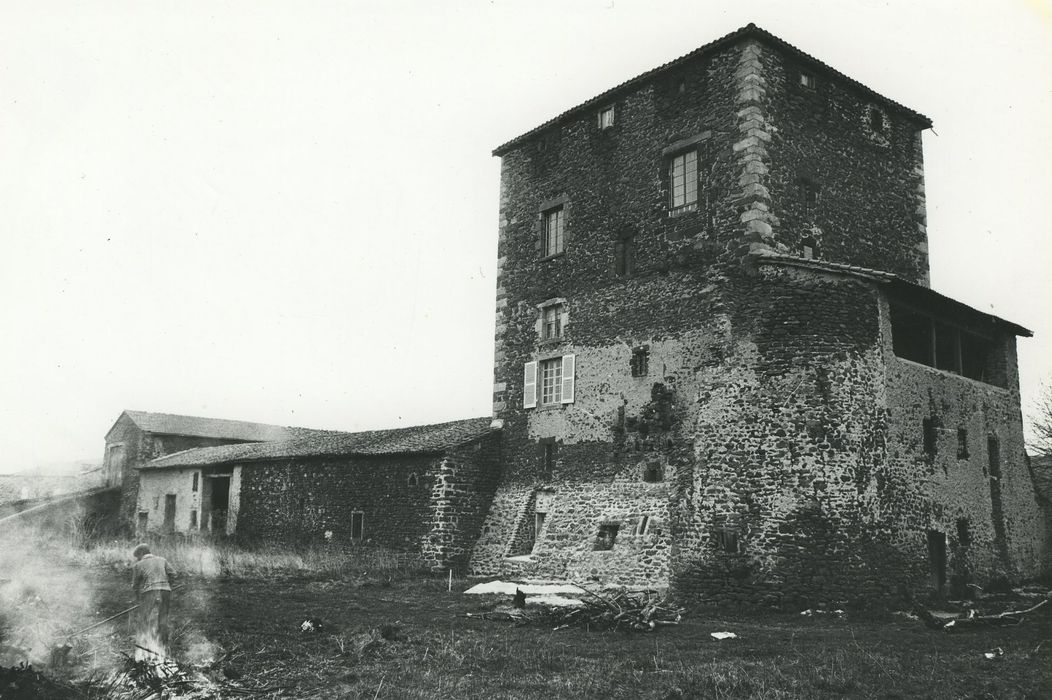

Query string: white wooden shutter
560 354 575 404
523 361 538 408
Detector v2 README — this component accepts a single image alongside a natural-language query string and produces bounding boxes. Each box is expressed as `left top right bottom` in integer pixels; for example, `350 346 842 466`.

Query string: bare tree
1028 382 1052 457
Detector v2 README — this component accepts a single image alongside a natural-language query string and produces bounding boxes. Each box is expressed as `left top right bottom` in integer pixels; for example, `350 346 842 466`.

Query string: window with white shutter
560 354 575 404
523 361 538 408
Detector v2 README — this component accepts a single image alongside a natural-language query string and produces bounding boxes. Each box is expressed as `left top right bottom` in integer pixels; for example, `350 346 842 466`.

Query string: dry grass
67 537 426 579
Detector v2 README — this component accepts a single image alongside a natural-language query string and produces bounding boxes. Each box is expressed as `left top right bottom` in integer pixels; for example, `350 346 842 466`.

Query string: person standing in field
130 543 176 660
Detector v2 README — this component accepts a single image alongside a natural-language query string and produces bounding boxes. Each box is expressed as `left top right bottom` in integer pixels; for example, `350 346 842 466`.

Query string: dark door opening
209 476 231 534
927 530 947 593
163 494 177 533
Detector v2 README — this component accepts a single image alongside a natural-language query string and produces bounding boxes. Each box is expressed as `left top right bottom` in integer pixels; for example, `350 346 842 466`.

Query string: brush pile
0 662 82 699
470 588 684 632
91 656 225 700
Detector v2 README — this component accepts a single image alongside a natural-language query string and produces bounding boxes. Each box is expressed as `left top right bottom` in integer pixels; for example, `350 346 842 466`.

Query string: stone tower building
468 24 1045 606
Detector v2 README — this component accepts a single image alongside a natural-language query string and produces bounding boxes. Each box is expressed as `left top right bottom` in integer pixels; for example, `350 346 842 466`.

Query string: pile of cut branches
909 593 1050 631
470 588 684 633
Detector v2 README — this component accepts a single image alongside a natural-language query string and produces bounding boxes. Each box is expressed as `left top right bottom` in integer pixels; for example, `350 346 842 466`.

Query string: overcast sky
1 0 1049 473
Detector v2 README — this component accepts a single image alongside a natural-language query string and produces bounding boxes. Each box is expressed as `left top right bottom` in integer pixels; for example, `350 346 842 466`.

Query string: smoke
0 509 112 673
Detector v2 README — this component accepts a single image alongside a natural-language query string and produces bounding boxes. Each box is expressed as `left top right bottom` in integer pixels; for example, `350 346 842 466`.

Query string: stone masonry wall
481 29 1033 606
878 297 1044 588
759 46 930 284
235 435 501 569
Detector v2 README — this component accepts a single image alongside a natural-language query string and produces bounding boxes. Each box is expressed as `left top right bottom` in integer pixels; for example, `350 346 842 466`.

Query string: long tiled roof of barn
493 23 933 157
143 416 496 469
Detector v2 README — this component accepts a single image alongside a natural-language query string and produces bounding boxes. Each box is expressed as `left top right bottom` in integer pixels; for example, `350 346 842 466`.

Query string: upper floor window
669 150 698 213
542 206 565 257
799 71 816 89
523 355 576 408
541 304 563 340
598 105 615 129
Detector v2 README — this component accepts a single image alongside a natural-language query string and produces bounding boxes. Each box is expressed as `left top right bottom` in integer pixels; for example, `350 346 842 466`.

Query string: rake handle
66 584 186 639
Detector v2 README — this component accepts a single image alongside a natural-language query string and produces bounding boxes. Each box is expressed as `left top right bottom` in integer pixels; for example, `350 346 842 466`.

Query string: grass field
4 534 1050 699
81 562 1052 698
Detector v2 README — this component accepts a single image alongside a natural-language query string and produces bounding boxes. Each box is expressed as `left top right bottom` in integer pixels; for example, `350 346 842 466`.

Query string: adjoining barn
138 417 501 571
104 410 326 527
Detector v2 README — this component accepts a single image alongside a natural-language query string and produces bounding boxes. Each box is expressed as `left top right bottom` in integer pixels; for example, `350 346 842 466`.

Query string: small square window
542 206 565 257
541 304 563 340
642 462 663 483
799 72 816 89
595 523 619 551
716 528 739 553
598 105 615 129
630 347 649 378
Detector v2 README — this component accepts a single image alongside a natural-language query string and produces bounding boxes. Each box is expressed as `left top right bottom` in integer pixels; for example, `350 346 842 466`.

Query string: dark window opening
630 347 649 377
636 515 650 535
408 472 419 487
137 511 148 535
801 179 819 211
189 509 198 529
540 440 557 478
192 472 199 492
351 512 364 540
594 523 619 551
614 237 635 277
870 108 884 133
801 236 820 260
889 303 1003 386
957 429 969 459
716 528 740 553
923 418 938 457
643 463 664 483
927 530 947 592
956 518 971 547
987 437 1001 479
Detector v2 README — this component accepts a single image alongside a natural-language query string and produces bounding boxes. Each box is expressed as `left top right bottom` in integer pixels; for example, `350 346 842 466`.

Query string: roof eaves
754 252 1032 338
492 23 932 157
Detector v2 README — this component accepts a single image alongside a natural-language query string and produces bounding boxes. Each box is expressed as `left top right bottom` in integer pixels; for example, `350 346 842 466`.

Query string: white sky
1 0 1050 473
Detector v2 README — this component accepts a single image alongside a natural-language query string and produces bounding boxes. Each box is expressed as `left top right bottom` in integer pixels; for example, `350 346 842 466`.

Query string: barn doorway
204 474 231 535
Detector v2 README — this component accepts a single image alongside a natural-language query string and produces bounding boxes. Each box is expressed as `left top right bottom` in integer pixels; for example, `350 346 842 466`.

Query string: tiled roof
144 417 497 469
120 410 312 442
493 23 933 156
754 252 1032 337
